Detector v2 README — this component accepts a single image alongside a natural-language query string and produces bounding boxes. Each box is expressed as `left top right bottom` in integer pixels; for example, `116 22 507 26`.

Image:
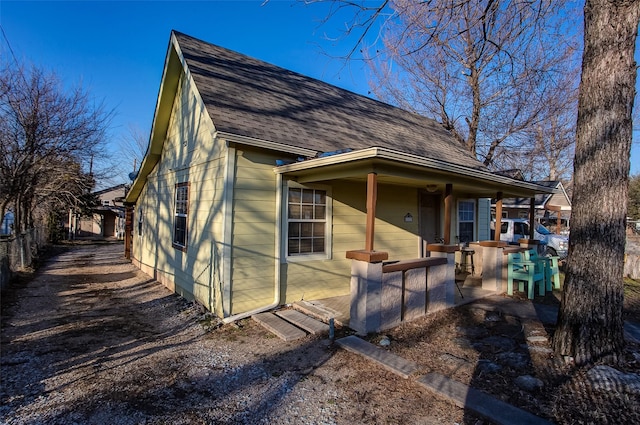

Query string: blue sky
1 0 639 184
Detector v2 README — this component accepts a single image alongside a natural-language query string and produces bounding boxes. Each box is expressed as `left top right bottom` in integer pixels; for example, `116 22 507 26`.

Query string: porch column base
479 241 507 292
427 245 457 309
349 259 384 335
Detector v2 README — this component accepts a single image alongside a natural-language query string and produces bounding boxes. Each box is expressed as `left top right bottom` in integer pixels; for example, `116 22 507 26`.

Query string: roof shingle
174 31 487 171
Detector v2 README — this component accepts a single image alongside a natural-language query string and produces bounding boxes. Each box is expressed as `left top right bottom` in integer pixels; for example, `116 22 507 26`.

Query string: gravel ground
2 241 639 425
1 242 471 425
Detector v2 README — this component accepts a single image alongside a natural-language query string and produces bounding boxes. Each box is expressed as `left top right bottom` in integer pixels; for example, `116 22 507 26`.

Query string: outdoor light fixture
426 184 438 192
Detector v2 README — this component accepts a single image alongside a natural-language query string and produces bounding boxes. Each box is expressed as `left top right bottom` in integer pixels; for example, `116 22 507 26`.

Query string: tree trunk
553 0 640 365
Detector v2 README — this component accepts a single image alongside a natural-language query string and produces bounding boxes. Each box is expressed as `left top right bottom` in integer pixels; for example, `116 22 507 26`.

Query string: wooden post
494 191 503 241
365 172 378 252
529 197 535 239
557 211 562 234
444 184 452 244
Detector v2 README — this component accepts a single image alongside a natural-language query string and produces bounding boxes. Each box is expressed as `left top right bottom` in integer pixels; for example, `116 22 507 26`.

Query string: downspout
222 173 282 323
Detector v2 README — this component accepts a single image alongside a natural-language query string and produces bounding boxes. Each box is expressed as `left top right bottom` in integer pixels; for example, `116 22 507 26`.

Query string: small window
458 200 475 243
287 187 327 257
173 182 189 250
102 200 110 206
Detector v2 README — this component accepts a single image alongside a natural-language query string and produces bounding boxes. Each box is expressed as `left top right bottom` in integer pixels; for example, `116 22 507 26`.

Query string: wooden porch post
444 184 452 244
494 191 503 241
365 172 378 252
529 197 535 239
346 172 388 263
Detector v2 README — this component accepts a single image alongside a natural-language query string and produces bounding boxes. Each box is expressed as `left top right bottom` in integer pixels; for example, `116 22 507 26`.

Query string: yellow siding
229 148 280 314
131 71 227 315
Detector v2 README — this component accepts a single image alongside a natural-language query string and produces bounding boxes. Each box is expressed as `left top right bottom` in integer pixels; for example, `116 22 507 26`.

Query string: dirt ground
1 242 639 424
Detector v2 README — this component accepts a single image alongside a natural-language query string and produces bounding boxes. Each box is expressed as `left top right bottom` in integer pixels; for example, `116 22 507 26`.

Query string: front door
419 192 441 254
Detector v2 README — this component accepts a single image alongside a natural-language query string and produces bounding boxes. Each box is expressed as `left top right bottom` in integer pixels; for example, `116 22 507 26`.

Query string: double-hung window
458 200 475 243
287 186 328 258
173 182 189 250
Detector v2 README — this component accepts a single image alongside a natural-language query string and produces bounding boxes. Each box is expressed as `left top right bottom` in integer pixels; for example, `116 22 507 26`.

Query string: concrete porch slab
276 309 329 335
252 312 307 341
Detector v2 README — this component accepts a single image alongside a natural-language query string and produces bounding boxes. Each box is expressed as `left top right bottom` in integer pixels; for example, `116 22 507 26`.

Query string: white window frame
284 182 332 262
457 199 476 244
173 182 189 251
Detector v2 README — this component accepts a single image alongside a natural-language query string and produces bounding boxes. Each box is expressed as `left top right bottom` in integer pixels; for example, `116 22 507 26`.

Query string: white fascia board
274 146 557 194
216 131 317 157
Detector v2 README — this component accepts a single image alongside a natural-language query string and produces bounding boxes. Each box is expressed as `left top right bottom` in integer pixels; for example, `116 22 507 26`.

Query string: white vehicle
493 218 569 259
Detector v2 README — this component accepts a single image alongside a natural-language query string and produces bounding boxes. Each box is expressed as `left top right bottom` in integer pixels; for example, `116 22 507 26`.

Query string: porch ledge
503 246 526 255
382 257 447 273
479 241 508 248
518 238 540 245
346 250 389 263
426 244 459 253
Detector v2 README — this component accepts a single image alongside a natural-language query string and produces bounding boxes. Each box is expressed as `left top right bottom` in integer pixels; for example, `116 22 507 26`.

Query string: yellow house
124 31 555 322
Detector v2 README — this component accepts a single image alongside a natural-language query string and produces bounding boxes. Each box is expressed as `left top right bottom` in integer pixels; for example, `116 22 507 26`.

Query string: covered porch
275 147 557 334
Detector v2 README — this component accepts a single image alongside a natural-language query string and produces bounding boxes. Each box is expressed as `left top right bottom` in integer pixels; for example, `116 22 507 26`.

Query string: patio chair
507 252 545 299
523 249 560 292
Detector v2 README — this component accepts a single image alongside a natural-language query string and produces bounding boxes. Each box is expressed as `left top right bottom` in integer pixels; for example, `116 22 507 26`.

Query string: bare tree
308 0 580 171
552 0 639 365
0 61 110 234
116 123 148 181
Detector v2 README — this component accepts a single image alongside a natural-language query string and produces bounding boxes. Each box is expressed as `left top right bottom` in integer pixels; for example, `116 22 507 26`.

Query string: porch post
494 191 503 241
529 197 535 239
365 172 377 252
444 184 452 245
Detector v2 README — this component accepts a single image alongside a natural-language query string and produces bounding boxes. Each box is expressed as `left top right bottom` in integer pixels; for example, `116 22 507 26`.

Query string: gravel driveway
1 242 466 425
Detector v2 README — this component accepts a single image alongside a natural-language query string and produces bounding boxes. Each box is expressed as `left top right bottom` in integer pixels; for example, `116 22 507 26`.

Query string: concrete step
276 309 329 335
335 335 419 379
416 372 553 425
252 312 307 341
292 299 349 327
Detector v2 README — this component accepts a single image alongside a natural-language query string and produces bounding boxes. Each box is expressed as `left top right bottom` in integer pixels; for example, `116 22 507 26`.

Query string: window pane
314 205 325 219
288 222 300 237
313 238 325 253
288 204 301 219
459 222 474 243
301 205 314 220
315 191 326 205
288 238 299 255
299 239 312 253
300 222 313 237
302 189 314 203
313 223 325 236
289 188 301 204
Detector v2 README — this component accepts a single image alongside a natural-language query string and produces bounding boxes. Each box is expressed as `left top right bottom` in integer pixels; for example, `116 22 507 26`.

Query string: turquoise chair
507 252 545 299
524 249 560 292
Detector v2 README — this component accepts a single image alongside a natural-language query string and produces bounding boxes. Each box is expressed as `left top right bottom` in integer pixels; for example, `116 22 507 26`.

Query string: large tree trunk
553 0 639 365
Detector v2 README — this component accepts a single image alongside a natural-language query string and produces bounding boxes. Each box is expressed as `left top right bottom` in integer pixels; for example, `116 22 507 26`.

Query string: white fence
0 227 48 290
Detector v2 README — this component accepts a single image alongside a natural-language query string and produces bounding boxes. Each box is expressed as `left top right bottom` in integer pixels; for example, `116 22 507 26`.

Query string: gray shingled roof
174 31 487 171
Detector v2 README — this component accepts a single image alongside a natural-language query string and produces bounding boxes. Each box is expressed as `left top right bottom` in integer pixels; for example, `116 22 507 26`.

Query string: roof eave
274 147 557 196
125 31 186 204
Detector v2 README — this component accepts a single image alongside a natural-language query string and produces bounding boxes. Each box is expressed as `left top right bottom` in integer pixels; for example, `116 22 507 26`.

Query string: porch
292 272 495 330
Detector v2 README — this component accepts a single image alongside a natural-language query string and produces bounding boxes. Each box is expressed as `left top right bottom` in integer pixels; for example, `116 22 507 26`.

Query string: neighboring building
78 184 127 238
124 31 555 319
1 211 14 236
491 180 572 232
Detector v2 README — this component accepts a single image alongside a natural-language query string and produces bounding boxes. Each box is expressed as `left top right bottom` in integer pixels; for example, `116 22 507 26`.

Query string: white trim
274 147 556 194
221 144 235 317
216 131 317 157
284 181 333 262
457 199 476 243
